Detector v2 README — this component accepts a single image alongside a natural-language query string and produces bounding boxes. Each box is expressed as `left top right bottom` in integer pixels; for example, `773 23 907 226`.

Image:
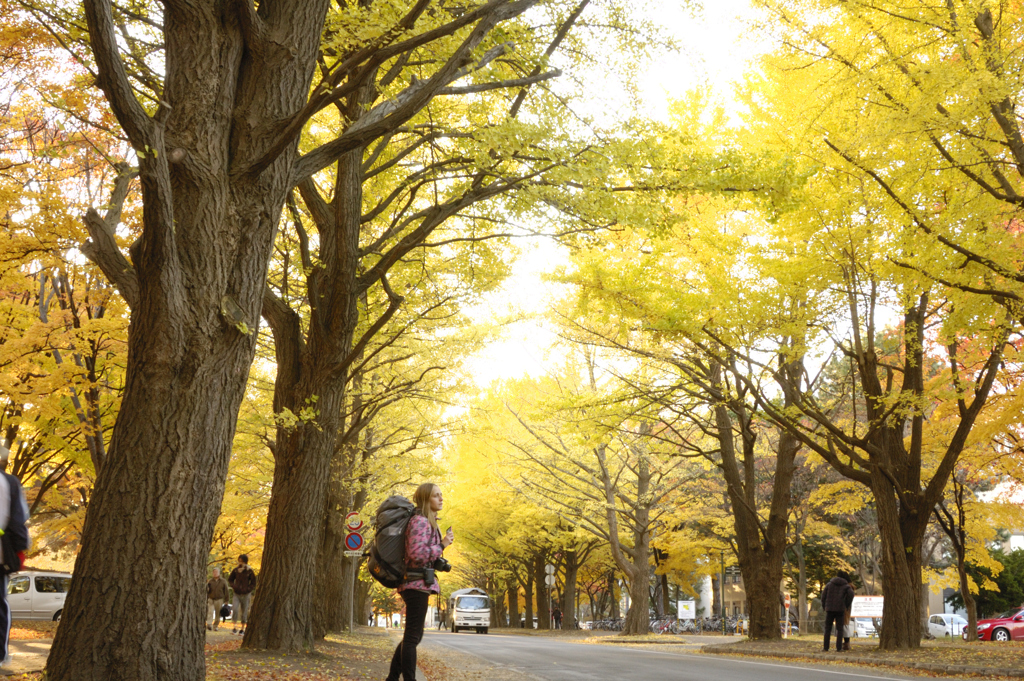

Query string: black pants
823 610 845 651
0 576 9 661
387 589 430 681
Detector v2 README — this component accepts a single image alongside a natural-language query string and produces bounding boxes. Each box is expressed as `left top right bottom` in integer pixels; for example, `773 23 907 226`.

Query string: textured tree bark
707 354 800 642
622 557 649 635
507 581 520 629
312 445 347 637
245 144 363 650
872 466 925 649
355 576 371 626
608 572 620 620
47 0 332 676
620 476 651 636
562 551 578 628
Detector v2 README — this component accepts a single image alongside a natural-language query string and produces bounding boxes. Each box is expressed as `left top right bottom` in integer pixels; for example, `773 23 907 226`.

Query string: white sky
463 0 767 387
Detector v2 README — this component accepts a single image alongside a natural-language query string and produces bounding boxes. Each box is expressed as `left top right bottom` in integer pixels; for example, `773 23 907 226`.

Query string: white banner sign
850 596 884 618
678 600 696 620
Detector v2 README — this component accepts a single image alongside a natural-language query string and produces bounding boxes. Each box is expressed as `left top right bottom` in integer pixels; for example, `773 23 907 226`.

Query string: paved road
421 630 925 681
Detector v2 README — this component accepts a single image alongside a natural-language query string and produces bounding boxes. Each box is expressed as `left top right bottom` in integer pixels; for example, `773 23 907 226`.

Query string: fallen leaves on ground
710 637 1024 679
10 622 57 640
206 627 395 680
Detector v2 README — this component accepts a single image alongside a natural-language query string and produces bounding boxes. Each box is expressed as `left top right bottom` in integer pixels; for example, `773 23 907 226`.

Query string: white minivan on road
6 571 72 621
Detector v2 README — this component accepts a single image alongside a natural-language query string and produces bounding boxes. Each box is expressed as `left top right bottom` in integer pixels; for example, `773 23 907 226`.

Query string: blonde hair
413 482 440 534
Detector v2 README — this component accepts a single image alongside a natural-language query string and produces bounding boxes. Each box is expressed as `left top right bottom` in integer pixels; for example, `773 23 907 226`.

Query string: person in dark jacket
0 445 30 669
821 570 855 652
228 555 257 636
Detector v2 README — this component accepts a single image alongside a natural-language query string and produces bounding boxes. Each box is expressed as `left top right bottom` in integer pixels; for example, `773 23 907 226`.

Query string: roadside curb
699 643 1024 678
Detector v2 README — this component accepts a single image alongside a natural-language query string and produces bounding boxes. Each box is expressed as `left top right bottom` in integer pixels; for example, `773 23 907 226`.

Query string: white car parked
928 613 968 638
6 571 72 621
853 617 878 638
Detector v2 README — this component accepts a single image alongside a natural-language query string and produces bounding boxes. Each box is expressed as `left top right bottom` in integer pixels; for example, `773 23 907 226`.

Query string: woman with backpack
386 483 453 681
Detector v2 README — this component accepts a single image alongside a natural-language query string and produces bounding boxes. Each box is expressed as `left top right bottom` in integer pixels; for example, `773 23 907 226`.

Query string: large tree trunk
508 580 520 629
709 355 799 641
622 562 649 635
620 489 650 636
490 576 507 628
873 467 925 649
46 0 331 676
562 551 579 629
609 573 620 620
959 560 978 642
313 447 348 637
246 147 365 651
244 375 348 650
313 403 369 637
356 575 371 627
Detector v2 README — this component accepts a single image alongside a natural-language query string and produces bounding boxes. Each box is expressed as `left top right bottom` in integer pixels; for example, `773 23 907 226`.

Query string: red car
968 608 1024 641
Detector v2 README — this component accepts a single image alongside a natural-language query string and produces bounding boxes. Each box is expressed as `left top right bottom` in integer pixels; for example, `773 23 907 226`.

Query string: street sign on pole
343 550 362 557
545 563 555 575
344 532 364 552
544 574 556 586
345 512 364 532
678 600 695 620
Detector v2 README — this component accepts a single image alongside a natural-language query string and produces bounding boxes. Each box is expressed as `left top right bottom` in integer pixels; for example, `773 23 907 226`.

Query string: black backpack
366 496 415 588
0 474 28 577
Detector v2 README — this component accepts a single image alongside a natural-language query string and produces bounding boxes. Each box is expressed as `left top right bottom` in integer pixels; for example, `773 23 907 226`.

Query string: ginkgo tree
475 354 698 636
0 3 131 555
5 0 665 672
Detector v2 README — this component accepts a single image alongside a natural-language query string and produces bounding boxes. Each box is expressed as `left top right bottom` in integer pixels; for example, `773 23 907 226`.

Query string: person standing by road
553 606 563 630
386 483 453 681
821 570 854 652
206 568 230 631
0 445 29 670
842 583 857 651
228 554 257 636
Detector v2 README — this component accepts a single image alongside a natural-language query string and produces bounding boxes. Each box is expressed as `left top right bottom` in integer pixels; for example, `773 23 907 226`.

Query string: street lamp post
720 550 726 636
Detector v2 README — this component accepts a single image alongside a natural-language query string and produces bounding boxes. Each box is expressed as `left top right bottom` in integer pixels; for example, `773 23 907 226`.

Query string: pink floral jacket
399 514 443 594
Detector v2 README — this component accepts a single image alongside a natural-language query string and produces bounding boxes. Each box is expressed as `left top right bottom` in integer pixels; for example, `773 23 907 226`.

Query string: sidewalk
0 639 49 676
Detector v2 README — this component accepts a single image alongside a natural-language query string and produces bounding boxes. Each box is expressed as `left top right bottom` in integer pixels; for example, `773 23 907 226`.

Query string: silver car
6 571 72 621
928 613 967 638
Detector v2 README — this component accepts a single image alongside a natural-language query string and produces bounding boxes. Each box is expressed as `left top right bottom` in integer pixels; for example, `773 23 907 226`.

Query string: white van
447 587 490 634
7 571 72 621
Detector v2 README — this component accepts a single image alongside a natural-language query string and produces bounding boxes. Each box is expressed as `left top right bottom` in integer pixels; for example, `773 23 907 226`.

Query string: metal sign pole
720 550 725 636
